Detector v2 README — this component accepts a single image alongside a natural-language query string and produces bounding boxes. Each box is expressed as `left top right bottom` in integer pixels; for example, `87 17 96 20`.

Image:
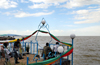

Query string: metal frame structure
2 18 75 65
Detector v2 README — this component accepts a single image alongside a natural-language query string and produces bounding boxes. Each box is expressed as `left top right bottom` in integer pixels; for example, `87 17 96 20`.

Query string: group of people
42 42 60 60
0 39 62 64
0 39 24 64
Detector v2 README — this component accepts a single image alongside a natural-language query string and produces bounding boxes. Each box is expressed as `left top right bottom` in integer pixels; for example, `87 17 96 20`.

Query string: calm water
12 36 100 65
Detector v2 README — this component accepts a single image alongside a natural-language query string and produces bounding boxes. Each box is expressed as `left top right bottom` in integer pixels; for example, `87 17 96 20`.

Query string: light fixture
70 34 75 39
41 19 46 25
58 46 64 53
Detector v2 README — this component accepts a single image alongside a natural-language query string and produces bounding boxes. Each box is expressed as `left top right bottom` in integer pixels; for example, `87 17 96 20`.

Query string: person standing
14 39 20 64
0 44 4 60
3 42 11 63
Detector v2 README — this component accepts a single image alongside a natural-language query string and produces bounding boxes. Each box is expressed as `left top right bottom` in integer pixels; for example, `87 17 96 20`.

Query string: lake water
3 36 100 65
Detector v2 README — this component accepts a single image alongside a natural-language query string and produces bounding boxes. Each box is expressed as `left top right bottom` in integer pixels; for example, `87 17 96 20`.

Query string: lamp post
41 19 46 25
27 57 29 65
70 34 75 65
58 46 64 65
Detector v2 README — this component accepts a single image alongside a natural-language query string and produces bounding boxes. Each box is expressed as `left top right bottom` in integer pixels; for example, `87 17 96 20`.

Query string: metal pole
25 42 26 52
37 42 38 54
43 54 45 60
31 41 32 54
9 43 11 52
60 53 62 65
22 38 24 56
23 38 24 48
70 34 75 65
72 39 73 65
27 57 29 65
67 46 69 60
33 43 35 54
45 25 52 44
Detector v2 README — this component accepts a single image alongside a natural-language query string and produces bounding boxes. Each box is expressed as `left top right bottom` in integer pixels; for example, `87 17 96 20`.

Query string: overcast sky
0 0 100 36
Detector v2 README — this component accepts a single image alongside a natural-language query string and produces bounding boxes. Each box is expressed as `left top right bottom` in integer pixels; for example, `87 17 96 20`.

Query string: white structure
57 46 64 53
70 34 75 39
41 19 46 25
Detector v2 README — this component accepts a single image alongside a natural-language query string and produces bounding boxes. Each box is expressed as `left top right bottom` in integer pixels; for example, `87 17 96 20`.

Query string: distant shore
0 36 15 40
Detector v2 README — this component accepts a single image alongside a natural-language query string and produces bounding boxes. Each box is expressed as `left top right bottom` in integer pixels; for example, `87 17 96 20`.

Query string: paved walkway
0 54 43 65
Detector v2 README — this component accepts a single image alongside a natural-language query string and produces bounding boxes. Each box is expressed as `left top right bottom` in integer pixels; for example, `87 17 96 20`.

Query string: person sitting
53 42 59 56
42 43 52 60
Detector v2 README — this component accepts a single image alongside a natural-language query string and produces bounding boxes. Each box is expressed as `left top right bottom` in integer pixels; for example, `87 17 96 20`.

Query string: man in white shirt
53 42 59 52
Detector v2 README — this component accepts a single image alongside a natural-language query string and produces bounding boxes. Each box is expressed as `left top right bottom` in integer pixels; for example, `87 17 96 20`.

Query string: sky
0 0 100 36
